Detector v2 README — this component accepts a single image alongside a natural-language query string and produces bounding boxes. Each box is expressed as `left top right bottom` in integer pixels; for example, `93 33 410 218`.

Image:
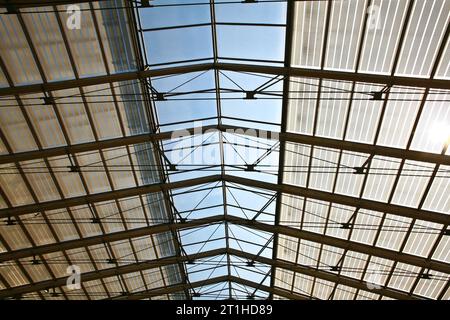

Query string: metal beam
111 275 230 300
0 248 227 299
0 125 218 164
5 213 446 274
280 131 450 166
1 213 448 274
1 124 449 166
226 216 450 275
0 247 309 300
0 215 225 262
1 175 448 225
0 63 212 97
0 63 448 97
216 63 450 89
0 243 429 300
227 249 423 300
224 175 450 225
228 275 309 300
270 0 296 300
0 175 219 219
113 275 309 300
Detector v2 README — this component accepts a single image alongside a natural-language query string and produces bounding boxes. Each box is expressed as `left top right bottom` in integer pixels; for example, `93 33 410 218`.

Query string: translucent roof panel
291 0 328 69
0 0 449 301
395 0 450 78
324 0 367 72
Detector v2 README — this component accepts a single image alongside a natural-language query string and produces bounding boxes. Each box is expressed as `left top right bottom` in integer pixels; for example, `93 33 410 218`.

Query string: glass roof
0 0 449 301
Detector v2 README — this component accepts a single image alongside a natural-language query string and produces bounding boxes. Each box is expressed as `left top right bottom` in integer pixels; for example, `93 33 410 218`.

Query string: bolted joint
91 217 101 224
371 91 384 101
141 0 152 7
340 223 353 230
42 96 54 105
419 273 432 280
245 164 256 172
244 91 256 99
155 92 166 101
353 167 367 175
330 266 341 272
68 165 80 173
246 261 255 267
6 217 17 226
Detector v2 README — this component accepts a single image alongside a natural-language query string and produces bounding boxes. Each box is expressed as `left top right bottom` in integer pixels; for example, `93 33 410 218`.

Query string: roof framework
0 0 449 300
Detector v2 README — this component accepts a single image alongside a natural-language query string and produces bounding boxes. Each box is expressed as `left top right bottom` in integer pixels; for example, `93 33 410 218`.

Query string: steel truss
0 215 450 298
1 124 449 166
1 175 448 225
0 62 449 98
0 244 426 300
0 0 449 301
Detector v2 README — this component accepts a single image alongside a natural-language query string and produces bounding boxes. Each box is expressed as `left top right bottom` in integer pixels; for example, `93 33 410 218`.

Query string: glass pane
144 26 213 65
217 25 285 62
216 1 286 24
140 1 210 28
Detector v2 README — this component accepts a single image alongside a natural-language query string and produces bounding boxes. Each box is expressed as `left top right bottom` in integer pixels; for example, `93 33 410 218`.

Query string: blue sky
137 1 287 294
140 1 286 131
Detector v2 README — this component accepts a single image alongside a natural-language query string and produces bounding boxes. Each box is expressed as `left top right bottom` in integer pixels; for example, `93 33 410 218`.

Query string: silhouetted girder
111 275 230 300
228 217 450 275
0 175 219 219
229 275 309 300
1 175 448 225
0 125 219 164
0 214 225 262
1 215 448 275
112 275 309 300
0 248 227 299
224 175 450 226
226 215 450 274
226 250 423 300
0 247 308 300
1 124 448 166
0 63 448 97
0 245 425 300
